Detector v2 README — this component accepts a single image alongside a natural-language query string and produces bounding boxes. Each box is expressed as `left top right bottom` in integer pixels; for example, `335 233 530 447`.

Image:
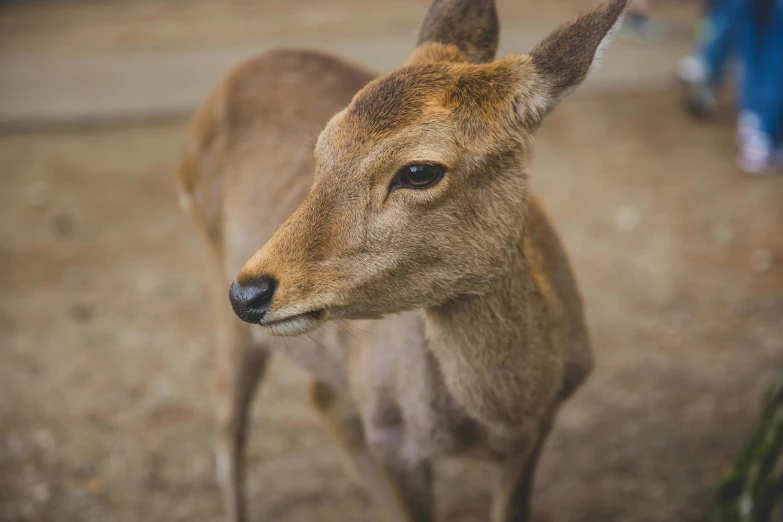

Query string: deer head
229 0 627 335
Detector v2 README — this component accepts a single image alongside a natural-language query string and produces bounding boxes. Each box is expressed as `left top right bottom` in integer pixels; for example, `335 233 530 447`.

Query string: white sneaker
677 56 717 118
737 111 762 144
737 124 776 175
677 55 708 83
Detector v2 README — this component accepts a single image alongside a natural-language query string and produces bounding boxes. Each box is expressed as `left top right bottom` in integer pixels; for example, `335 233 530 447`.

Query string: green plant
713 378 783 522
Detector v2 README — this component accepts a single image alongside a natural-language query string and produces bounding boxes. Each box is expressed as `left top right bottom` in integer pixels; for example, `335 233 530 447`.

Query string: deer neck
423 215 557 432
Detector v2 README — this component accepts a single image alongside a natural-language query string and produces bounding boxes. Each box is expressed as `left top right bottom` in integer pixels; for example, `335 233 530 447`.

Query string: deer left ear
516 0 627 125
409 0 499 65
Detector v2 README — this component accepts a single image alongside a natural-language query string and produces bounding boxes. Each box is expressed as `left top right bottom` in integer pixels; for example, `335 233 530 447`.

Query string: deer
177 0 626 520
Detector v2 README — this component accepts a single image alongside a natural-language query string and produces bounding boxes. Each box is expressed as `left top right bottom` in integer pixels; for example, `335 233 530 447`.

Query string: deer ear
409 0 499 65
517 0 627 125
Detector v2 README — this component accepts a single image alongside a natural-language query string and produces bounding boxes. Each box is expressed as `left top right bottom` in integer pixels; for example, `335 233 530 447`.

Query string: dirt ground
2 87 782 522
1 0 783 520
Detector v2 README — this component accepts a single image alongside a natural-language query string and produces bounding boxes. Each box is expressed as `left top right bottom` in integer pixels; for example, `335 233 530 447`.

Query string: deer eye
393 164 446 191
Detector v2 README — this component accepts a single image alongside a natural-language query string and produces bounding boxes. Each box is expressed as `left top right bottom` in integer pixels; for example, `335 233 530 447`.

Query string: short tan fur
178 1 627 521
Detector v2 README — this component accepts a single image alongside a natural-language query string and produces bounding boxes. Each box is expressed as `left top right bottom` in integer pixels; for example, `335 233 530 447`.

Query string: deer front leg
491 423 552 522
308 380 434 522
377 458 434 522
213 318 270 522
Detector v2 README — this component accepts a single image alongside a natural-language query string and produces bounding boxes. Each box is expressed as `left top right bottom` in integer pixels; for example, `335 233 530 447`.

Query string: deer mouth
259 308 326 336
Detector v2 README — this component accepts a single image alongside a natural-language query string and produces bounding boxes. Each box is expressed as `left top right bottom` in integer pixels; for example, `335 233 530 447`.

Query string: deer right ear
409 0 499 65
515 0 627 126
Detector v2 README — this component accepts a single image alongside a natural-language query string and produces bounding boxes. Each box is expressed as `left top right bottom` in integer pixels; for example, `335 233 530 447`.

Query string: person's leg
737 0 764 119
757 0 783 150
677 0 739 117
736 0 777 173
699 0 740 86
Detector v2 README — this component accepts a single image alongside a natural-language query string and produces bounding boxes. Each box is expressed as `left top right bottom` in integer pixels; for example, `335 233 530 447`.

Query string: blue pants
738 0 783 145
698 0 741 87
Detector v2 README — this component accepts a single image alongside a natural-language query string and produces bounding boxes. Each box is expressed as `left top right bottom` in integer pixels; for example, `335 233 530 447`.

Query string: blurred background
0 0 781 521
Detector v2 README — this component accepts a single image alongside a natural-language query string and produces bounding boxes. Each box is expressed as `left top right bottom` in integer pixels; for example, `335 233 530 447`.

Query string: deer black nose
228 276 277 324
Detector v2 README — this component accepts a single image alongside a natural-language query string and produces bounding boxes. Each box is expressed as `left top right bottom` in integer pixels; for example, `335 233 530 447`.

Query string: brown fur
177 1 627 521
416 0 499 64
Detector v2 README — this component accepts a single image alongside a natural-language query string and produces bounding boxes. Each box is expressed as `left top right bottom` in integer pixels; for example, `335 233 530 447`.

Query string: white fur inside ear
589 6 627 75
527 88 553 123
514 70 555 126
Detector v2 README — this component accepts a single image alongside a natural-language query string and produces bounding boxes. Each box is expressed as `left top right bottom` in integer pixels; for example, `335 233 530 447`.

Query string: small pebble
30 482 50 503
615 205 640 231
752 248 774 272
32 429 55 451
